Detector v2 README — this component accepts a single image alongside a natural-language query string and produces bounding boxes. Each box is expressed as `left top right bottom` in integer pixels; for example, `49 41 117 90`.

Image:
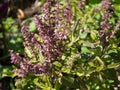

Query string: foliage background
0 0 120 90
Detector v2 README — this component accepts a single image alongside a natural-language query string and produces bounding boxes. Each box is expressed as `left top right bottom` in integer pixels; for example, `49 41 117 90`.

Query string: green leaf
46 76 51 87
53 61 62 68
96 66 104 72
107 62 120 69
33 78 46 89
62 66 71 74
108 49 118 54
25 47 32 58
80 31 88 39
29 21 36 32
90 31 97 40
55 79 61 90
62 76 74 87
81 47 91 53
76 72 84 77
0 66 16 78
82 42 95 48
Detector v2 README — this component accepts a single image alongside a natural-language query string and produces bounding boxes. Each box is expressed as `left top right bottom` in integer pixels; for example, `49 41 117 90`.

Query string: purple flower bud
10 0 72 77
9 50 22 64
99 0 114 47
110 20 120 38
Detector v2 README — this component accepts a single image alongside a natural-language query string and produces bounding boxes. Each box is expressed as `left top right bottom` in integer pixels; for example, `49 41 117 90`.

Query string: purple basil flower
9 50 22 64
78 0 86 10
101 0 114 11
110 20 120 38
9 0 72 77
99 0 114 47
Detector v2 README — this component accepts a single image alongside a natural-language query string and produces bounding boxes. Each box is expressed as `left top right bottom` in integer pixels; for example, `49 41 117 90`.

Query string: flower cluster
110 20 120 38
34 0 72 61
100 0 120 47
9 50 47 77
9 0 72 77
78 0 87 10
99 0 114 47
